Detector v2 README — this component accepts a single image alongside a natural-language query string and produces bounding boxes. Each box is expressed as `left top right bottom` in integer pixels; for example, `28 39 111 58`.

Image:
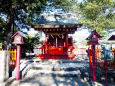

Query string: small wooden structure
12 31 25 80
34 13 82 59
87 30 102 45
87 30 102 82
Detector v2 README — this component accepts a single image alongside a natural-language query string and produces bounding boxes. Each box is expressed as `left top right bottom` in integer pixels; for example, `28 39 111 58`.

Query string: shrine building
33 13 82 59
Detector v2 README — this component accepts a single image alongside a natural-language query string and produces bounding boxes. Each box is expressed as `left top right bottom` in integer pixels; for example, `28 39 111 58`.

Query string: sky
72 29 90 42
28 28 90 43
32 28 115 43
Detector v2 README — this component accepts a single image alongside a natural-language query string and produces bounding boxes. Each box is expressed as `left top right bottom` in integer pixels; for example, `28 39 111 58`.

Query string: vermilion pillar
105 60 108 86
41 43 43 54
66 33 68 54
45 35 48 54
89 48 92 69
92 45 96 81
16 45 21 80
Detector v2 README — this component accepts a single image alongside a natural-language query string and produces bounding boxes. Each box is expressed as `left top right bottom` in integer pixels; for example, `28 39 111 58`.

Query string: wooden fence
0 49 17 67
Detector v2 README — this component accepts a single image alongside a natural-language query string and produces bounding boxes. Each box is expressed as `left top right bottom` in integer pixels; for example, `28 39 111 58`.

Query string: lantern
87 30 102 45
87 30 102 83
12 32 24 45
12 31 25 80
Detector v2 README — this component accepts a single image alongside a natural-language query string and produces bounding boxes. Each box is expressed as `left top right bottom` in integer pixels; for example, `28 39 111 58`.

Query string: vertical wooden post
89 48 92 69
100 48 103 67
41 43 43 54
71 42 74 54
14 49 17 67
12 49 14 65
105 60 108 86
45 35 48 54
92 45 96 82
56 37 58 48
66 33 68 54
16 45 21 80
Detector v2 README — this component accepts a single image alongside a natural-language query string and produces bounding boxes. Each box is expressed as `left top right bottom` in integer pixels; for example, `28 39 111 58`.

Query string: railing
9 49 17 67
75 48 87 56
0 49 17 67
34 45 74 55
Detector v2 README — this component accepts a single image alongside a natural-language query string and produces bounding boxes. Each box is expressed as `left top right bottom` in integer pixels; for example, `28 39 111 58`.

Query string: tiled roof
108 35 115 40
38 13 78 25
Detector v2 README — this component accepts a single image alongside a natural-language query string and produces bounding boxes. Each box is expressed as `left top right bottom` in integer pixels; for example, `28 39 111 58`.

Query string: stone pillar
0 51 9 82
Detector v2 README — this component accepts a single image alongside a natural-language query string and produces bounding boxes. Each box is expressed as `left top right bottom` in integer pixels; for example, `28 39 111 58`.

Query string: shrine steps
12 58 89 80
37 54 76 59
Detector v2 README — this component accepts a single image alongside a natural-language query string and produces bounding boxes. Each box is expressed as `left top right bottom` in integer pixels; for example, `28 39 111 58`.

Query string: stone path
10 76 90 86
8 58 115 86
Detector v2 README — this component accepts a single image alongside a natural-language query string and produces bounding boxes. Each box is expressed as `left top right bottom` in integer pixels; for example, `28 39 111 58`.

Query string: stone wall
0 51 9 82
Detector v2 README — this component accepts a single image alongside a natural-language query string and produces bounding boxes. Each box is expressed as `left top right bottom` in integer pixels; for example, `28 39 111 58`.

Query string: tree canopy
0 0 75 49
0 0 48 49
77 0 115 33
0 0 115 49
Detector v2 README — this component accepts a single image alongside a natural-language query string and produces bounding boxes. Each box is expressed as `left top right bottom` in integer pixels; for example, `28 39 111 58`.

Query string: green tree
0 17 6 42
0 0 77 49
51 0 115 36
0 0 48 49
1 0 114 49
77 0 115 34
24 33 40 53
49 0 78 12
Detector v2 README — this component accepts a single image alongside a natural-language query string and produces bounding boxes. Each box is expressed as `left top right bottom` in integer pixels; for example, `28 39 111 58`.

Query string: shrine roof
108 35 115 40
12 31 26 38
33 13 82 29
87 30 102 40
34 24 82 29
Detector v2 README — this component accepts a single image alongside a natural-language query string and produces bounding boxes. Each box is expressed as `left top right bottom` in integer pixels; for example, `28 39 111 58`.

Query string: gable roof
12 31 26 38
86 30 102 40
108 35 115 40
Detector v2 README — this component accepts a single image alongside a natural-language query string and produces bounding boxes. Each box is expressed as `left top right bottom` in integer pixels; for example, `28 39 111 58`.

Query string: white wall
0 51 9 82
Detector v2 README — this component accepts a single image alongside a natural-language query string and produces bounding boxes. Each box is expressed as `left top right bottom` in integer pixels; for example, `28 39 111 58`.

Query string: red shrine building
34 13 82 59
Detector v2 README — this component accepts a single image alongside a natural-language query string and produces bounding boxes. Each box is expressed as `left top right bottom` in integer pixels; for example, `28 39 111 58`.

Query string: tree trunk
2 8 14 49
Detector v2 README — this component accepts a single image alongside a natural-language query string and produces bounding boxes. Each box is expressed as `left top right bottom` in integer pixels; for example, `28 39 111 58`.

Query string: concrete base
0 77 16 86
0 82 6 86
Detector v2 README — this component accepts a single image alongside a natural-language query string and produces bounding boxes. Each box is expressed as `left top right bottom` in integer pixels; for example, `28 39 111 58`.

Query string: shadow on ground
20 75 89 86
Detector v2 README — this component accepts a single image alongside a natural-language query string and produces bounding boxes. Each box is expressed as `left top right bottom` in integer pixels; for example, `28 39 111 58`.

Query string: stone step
20 64 82 79
22 57 89 64
24 69 81 78
28 66 80 71
12 58 89 80
32 58 89 64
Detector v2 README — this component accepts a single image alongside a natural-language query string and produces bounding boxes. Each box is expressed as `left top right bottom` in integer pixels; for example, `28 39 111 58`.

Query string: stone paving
7 57 115 86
